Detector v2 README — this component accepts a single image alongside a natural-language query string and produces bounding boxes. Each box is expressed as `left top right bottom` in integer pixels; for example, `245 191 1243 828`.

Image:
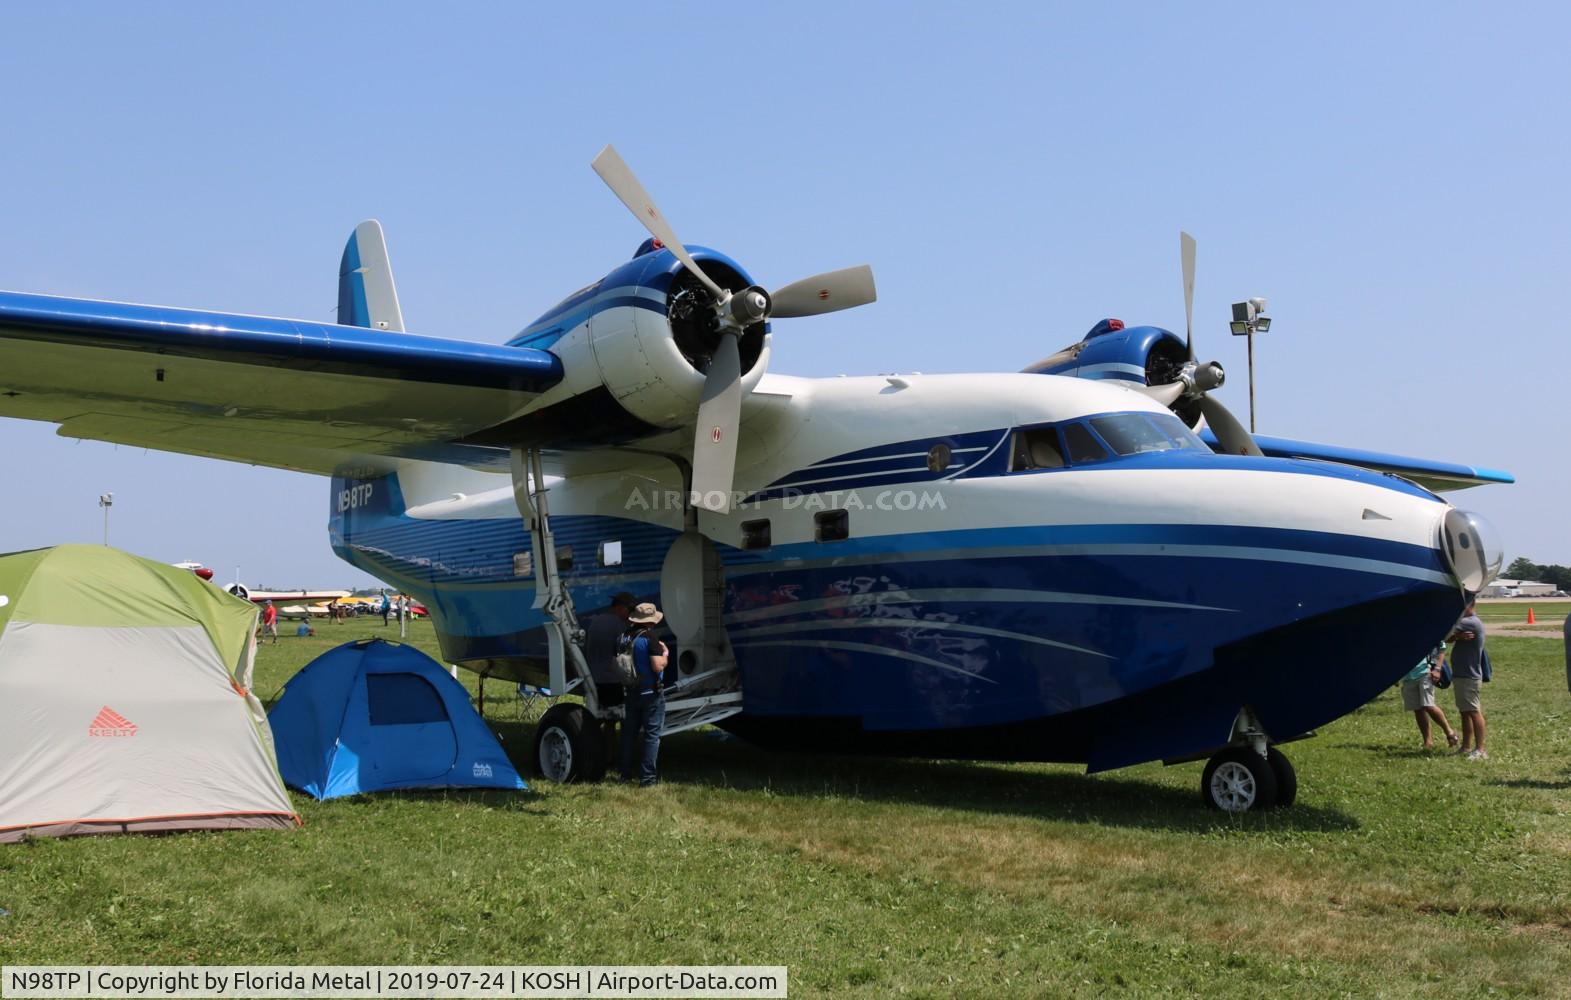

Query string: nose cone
1441 508 1503 592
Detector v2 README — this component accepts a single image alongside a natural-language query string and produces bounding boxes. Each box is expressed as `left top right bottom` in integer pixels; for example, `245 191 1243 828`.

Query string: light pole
1229 298 1272 432
98 492 114 546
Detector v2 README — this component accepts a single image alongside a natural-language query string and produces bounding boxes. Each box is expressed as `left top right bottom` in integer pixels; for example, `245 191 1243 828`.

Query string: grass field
3 619 1569 997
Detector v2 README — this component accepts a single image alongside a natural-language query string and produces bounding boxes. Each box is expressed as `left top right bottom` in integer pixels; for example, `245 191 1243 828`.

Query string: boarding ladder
510 448 744 735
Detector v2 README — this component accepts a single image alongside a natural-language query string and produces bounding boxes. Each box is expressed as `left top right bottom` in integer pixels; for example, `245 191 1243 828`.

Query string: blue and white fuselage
332 369 1469 771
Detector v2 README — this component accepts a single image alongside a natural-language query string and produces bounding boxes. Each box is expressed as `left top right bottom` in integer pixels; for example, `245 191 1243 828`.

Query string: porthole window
927 442 953 473
741 519 772 550
815 509 849 543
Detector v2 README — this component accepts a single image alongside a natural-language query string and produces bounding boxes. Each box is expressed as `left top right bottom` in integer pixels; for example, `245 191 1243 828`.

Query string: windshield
1088 412 1209 456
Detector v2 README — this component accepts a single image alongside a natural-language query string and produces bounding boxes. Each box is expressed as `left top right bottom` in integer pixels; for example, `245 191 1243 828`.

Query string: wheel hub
540 726 574 782
1209 760 1257 812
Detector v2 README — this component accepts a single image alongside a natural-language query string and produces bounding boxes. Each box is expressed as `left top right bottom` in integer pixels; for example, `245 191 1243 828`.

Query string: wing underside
0 290 563 475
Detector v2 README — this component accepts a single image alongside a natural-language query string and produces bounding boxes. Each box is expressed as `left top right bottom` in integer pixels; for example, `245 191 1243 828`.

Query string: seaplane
0 147 1509 811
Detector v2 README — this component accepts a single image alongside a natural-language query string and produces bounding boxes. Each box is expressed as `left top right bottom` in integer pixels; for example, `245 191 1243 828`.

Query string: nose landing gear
1200 745 1297 812
1197 706 1299 812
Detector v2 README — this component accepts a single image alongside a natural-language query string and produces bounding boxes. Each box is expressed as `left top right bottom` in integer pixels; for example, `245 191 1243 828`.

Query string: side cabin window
1010 427 1066 472
1060 423 1110 465
815 509 849 543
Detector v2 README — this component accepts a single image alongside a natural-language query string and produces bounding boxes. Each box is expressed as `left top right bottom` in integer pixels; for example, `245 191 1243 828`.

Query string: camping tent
268 639 526 799
0 545 298 841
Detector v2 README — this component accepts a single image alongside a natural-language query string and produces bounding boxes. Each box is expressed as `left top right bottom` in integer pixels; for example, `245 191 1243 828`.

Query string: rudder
337 220 406 331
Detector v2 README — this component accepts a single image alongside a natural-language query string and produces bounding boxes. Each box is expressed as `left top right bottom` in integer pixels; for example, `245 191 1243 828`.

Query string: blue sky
0 3 1565 585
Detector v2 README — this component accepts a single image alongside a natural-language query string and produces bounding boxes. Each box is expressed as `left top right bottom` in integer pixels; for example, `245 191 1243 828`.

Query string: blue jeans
621 690 665 785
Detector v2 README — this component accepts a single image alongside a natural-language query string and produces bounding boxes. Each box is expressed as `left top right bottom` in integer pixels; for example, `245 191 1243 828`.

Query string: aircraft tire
533 704 605 783
1265 747 1297 808
1200 747 1278 813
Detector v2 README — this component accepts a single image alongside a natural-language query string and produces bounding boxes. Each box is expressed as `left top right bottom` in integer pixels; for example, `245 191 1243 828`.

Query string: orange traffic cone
1527 607 1536 624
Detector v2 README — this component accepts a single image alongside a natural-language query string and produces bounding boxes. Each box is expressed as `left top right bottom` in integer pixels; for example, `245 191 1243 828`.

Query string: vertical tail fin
337 220 406 331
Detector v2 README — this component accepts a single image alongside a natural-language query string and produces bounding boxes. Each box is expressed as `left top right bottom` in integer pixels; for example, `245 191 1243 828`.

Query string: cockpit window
1061 423 1110 465
1089 412 1208 457
1011 428 1066 471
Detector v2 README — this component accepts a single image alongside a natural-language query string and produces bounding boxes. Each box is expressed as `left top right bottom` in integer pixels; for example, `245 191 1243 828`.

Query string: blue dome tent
268 639 526 799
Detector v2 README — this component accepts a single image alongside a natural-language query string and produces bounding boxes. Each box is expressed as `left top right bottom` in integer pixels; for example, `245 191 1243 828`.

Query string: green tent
0 545 298 841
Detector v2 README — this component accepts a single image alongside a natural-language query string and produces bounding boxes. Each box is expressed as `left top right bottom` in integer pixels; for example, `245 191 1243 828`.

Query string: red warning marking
711 427 723 443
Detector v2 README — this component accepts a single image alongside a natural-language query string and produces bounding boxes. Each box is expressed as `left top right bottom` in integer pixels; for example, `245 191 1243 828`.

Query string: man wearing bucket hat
620 601 669 786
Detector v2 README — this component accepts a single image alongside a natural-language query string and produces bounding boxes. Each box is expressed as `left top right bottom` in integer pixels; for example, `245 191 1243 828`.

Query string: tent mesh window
366 672 451 726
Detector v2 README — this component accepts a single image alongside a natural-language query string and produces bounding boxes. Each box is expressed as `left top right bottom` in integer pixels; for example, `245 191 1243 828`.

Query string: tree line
1504 557 1571 591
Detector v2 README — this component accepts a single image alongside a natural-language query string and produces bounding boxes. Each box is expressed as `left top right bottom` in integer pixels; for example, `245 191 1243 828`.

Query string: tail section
337 220 406 331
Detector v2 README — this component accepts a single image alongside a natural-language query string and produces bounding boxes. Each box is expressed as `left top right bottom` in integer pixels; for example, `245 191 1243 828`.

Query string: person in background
260 599 279 645
1448 601 1489 759
620 602 669 787
1401 643 1459 751
1563 611 1570 695
379 591 390 627
585 592 637 765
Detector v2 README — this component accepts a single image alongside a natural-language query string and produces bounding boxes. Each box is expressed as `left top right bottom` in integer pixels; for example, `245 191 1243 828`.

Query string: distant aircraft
0 146 1509 811
223 584 352 606
171 560 215 581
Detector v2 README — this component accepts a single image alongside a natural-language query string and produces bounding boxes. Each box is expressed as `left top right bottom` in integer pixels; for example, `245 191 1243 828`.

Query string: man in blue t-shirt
620 601 670 786
1447 601 1488 759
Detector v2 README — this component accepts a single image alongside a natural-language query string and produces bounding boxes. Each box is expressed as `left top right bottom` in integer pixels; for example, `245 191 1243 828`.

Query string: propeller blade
1180 231 1196 361
770 265 877 318
591 145 727 300
689 333 744 513
1137 381 1187 407
1199 395 1264 457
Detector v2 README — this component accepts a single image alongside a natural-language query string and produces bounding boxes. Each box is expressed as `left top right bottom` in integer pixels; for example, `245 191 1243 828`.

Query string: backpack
614 628 648 688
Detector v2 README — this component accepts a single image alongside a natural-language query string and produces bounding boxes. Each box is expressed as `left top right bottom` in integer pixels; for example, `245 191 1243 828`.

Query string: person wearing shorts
1400 643 1458 750
260 600 279 645
1448 602 1488 759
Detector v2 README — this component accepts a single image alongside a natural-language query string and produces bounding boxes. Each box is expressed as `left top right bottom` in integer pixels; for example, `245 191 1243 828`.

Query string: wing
0 290 563 475
1200 429 1514 493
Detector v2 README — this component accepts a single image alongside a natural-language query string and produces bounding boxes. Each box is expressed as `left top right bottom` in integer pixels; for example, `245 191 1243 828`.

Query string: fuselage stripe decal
726 616 1111 659
728 639 999 684
722 587 1235 625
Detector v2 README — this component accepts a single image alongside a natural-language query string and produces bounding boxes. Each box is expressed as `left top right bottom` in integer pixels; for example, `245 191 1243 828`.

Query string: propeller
591 144 878 512
1180 230 1196 361
1137 231 1263 457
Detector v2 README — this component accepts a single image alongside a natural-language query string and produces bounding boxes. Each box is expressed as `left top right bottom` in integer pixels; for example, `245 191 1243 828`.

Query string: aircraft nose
1439 507 1503 592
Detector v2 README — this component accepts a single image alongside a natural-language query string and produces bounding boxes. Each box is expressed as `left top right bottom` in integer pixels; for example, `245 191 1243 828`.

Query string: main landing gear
533 703 607 784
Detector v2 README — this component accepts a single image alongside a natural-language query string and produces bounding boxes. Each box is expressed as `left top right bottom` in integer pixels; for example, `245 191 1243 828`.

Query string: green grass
3 620 1570 997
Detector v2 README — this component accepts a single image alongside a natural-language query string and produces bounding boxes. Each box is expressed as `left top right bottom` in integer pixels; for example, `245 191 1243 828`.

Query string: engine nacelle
509 244 771 439
1023 318 1199 425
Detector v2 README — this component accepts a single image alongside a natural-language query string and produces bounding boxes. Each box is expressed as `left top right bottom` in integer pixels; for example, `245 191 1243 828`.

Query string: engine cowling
589 247 771 428
512 243 772 437
1023 318 1200 426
